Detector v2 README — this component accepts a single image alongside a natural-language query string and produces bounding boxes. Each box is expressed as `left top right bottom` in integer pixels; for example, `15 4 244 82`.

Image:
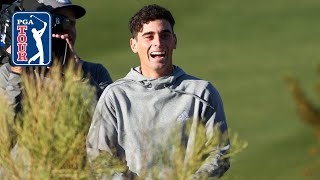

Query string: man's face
130 19 177 78
53 8 77 45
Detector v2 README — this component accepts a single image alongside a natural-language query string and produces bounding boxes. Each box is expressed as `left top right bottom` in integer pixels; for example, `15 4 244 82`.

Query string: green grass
73 0 320 179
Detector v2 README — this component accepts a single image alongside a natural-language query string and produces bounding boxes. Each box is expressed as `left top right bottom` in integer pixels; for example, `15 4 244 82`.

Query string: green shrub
0 62 98 179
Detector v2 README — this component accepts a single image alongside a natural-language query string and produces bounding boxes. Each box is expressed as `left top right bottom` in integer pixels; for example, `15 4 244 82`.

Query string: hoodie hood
123 66 185 90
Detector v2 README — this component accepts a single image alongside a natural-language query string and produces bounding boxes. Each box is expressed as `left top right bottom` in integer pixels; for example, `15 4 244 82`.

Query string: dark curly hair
129 4 175 38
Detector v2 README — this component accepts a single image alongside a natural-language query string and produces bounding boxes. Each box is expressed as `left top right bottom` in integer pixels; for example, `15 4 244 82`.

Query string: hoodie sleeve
6 72 22 113
86 88 134 179
86 88 118 160
193 83 230 179
0 64 22 114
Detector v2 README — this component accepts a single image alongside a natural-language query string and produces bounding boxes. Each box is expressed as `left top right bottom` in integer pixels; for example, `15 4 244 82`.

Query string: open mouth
150 51 166 58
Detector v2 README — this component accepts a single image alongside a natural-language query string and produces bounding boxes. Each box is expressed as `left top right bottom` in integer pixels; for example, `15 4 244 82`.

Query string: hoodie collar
124 65 185 90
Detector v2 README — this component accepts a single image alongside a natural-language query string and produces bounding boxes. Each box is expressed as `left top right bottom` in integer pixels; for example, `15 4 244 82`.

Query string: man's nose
153 34 163 47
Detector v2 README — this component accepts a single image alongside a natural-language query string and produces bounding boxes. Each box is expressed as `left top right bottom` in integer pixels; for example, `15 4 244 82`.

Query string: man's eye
162 33 171 38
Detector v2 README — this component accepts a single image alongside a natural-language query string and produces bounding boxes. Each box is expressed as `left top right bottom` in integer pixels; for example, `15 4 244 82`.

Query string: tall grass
0 62 98 179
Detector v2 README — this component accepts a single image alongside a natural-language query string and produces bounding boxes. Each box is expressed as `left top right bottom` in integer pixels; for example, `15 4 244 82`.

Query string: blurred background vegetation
73 0 320 179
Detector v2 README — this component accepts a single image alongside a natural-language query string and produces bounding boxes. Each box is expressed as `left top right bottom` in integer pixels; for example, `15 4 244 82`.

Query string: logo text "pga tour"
16 19 35 61
11 12 51 66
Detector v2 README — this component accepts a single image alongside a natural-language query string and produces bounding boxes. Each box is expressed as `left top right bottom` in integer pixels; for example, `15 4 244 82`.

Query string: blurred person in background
0 0 113 115
0 1 113 176
87 4 230 179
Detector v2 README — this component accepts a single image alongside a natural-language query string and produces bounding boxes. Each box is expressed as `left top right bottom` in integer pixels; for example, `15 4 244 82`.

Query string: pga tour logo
11 12 51 66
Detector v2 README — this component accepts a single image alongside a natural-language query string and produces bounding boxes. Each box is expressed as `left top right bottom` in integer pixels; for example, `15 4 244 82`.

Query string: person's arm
0 47 23 114
6 45 23 113
81 62 113 99
0 64 10 96
86 88 131 179
6 66 23 114
91 64 113 99
94 64 113 92
192 84 230 179
86 88 119 158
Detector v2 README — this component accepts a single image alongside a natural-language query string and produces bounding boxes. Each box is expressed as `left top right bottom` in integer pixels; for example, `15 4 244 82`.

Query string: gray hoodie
87 66 230 178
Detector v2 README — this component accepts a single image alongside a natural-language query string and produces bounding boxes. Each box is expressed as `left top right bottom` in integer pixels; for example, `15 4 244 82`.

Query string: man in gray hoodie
87 4 230 179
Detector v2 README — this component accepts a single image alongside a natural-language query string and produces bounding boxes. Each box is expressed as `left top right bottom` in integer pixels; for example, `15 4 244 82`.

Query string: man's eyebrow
142 29 173 36
142 31 154 36
161 29 172 34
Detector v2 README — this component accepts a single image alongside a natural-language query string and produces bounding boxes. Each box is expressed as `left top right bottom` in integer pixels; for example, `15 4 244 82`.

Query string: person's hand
11 66 23 74
52 33 80 62
52 33 69 40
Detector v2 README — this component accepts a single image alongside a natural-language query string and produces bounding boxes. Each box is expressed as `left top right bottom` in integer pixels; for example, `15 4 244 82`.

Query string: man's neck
140 66 174 79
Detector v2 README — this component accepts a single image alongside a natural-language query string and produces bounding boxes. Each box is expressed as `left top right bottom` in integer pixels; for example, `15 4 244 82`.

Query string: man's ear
130 38 138 53
173 34 177 49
